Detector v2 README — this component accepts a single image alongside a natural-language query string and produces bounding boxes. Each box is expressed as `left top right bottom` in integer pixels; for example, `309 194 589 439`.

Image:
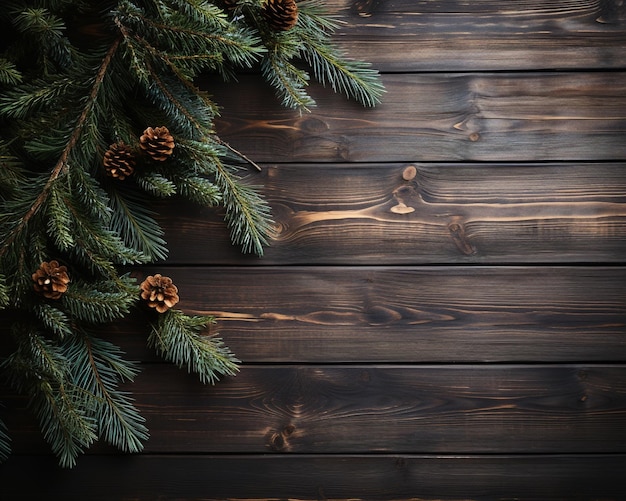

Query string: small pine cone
32 261 70 300
103 141 136 180
263 0 299 31
139 126 175 161
140 274 179 313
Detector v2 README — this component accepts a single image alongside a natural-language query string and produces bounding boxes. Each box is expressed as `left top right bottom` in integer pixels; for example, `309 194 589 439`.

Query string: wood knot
448 221 476 256
267 424 297 451
402 165 417 181
301 116 329 133
469 132 481 142
390 202 415 214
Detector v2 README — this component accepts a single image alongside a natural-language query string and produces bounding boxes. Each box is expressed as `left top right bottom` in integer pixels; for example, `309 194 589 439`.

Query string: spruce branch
0 37 121 261
63 278 138 324
179 138 274 256
108 186 169 262
3 328 98 468
148 308 239 385
66 332 148 454
0 418 10 462
261 54 315 111
0 275 9 309
0 0 383 467
0 59 22 86
34 303 74 340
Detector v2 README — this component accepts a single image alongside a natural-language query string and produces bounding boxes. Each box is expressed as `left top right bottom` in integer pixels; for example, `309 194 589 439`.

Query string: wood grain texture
323 0 626 71
5 365 625 454
117 266 626 364
1 454 625 500
206 72 626 163
2 2 626 497
160 163 626 264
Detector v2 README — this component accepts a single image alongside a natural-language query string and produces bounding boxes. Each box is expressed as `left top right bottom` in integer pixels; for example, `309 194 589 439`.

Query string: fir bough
0 0 383 467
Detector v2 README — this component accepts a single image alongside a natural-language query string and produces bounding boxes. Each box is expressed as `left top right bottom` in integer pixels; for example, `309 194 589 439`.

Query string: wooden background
2 0 626 499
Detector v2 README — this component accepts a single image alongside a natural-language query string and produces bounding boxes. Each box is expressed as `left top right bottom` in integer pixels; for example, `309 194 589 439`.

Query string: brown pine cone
103 141 136 180
140 274 179 313
32 261 70 300
263 0 299 31
139 126 175 161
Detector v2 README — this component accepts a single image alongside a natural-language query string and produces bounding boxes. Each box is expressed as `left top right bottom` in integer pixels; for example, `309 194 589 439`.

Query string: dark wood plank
1 454 625 500
160 163 626 264
4 265 623 365
322 0 626 71
206 72 626 163
203 72 626 162
5 365 626 454
120 266 626 364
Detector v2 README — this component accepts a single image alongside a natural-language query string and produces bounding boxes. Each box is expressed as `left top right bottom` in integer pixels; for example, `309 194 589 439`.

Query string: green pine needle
3 328 98 468
34 303 74 339
109 186 169 262
62 278 138 324
134 172 178 198
0 275 9 309
64 332 148 454
0 0 383 467
0 418 10 462
0 59 22 86
261 55 316 111
148 309 240 385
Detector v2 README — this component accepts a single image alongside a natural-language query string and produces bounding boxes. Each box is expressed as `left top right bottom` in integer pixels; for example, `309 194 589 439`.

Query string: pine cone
139 126 175 161
32 261 70 300
140 274 180 313
103 141 136 180
263 0 299 31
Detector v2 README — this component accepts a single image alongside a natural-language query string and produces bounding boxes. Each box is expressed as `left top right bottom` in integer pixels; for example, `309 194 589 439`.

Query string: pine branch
148 309 239 385
62 277 138 324
179 138 274 256
261 54 315 111
0 59 22 86
0 144 26 196
0 274 9 309
66 332 148 454
0 37 121 261
175 175 222 206
0 0 383 468
34 302 73 339
0 417 10 462
3 327 98 468
108 185 169 262
300 41 385 108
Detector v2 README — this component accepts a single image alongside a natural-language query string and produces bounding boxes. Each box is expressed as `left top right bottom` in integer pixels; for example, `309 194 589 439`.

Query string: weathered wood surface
324 0 626 71
160 163 626 264
5 365 626 454
1 454 625 500
2 1 626 499
95 266 626 364
206 72 626 163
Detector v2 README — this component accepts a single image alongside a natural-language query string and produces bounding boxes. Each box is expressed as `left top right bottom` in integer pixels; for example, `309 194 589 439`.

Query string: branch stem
0 38 122 259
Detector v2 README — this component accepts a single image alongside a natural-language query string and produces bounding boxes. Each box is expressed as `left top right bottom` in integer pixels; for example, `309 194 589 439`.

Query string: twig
213 135 262 172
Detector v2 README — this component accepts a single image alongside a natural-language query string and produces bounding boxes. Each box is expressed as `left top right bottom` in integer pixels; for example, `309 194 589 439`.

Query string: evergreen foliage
0 0 383 467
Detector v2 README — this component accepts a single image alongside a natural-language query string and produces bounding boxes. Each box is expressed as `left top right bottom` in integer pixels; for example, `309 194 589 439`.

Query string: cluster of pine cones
33 262 180 313
103 126 175 180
